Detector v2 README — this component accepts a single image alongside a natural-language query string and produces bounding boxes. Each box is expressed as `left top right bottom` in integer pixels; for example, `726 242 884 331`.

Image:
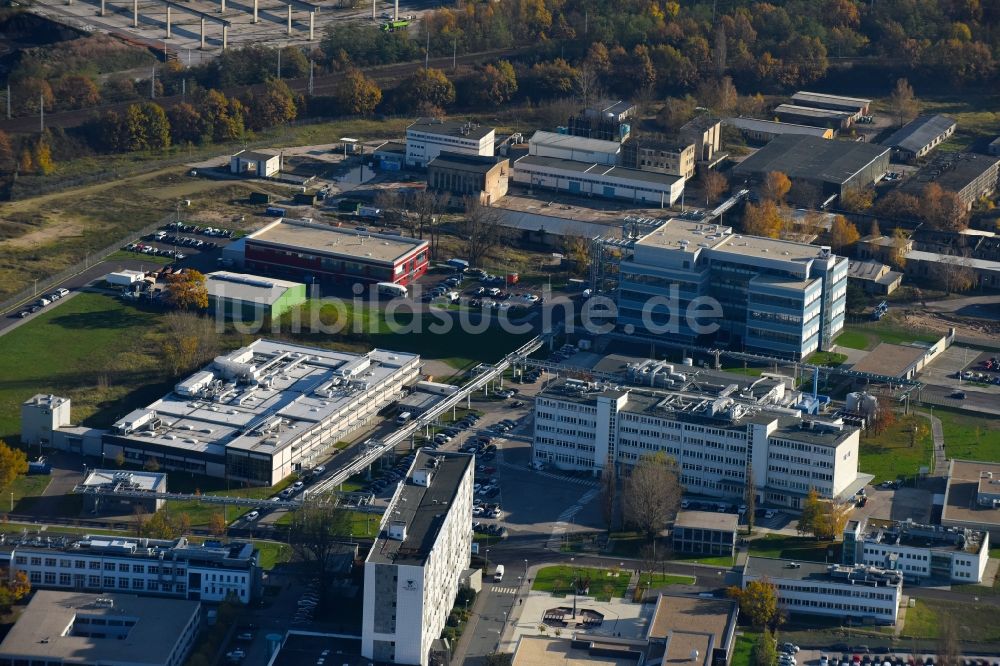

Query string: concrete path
916 410 946 476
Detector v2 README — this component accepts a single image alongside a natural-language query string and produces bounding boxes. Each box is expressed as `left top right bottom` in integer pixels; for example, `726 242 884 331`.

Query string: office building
881 115 956 162
622 139 697 180
206 271 306 321
672 511 739 559
733 134 890 202
742 557 902 625
243 218 429 287
427 152 509 205
362 451 474 666
103 339 419 485
942 460 1000 540
613 217 848 359
0 591 200 666
679 116 723 163
725 117 834 142
790 91 871 118
842 517 989 583
532 378 865 507
899 152 1000 210
511 155 684 206
405 118 495 168
2 534 261 603
647 594 739 666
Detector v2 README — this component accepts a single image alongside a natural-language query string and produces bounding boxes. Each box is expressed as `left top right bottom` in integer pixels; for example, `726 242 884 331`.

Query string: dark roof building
899 152 1000 210
733 135 890 201
427 151 509 205
773 104 854 130
881 115 956 162
791 91 872 116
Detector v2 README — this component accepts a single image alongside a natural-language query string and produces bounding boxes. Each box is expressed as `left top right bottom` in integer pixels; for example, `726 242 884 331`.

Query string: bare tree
160 311 219 375
288 498 352 601
574 64 602 109
458 196 507 267
409 189 447 255
887 78 918 127
374 189 402 229
931 254 977 294
599 460 617 533
937 616 961 666
701 169 729 206
744 465 757 533
623 452 682 539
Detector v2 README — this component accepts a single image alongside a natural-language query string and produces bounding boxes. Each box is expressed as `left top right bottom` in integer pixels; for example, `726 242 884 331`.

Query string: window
60 573 71 585
104 562 115 571
44 572 56 585
30 557 41 566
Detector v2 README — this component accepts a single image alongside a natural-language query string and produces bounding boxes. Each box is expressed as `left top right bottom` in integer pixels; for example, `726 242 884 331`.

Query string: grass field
532 566 631 601
934 408 1000 462
835 322 942 351
859 415 934 483
807 351 848 366
749 534 841 562
668 551 737 567
163 476 295 527
732 633 760 666
254 540 292 570
903 599 1000 641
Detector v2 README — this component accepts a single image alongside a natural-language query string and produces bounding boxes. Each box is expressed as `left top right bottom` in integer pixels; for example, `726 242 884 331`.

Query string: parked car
245 510 260 521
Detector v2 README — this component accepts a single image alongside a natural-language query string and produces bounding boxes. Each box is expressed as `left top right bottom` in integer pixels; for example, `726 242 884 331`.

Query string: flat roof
0 532 256 566
674 510 739 532
726 117 833 138
647 594 737 666
861 517 986 554
82 469 166 492
513 636 642 666
791 91 872 108
369 451 472 566
900 152 1000 196
248 219 427 265
943 460 1000 529
530 130 624 154
745 557 902 587
847 342 929 377
774 104 855 120
514 155 681 187
407 118 494 141
0 591 199 664
236 149 279 161
207 271 303 306
881 115 956 153
905 250 1000 273
733 135 890 186
109 339 419 458
428 151 504 174
24 393 69 409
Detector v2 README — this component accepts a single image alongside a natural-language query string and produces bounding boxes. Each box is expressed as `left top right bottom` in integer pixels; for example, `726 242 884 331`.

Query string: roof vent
388 520 407 541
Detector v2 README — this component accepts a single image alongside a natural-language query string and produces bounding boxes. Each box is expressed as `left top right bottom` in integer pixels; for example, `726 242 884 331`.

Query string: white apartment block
533 379 865 508
2 534 260 604
405 118 495 167
843 518 990 583
744 557 902 625
362 451 474 666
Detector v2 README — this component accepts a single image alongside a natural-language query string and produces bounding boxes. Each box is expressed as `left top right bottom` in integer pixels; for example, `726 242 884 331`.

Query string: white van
494 564 505 582
396 412 412 425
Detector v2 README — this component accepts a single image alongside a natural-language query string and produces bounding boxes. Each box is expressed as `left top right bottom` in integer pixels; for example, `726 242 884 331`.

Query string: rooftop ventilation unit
388 520 407 541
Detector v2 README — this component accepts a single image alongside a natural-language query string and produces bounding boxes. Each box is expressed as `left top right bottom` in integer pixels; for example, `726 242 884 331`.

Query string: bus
377 282 408 298
381 19 410 31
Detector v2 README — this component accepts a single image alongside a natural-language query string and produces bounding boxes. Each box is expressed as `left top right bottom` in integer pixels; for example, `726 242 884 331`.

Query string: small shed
230 149 282 178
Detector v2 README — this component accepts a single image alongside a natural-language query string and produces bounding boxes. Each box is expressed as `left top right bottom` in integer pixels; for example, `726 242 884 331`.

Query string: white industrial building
362 451 474 666
528 130 623 165
230 149 282 178
743 557 902 625
843 517 990 583
511 155 684 206
91 340 420 485
2 534 261 604
405 118 495 168
532 377 868 508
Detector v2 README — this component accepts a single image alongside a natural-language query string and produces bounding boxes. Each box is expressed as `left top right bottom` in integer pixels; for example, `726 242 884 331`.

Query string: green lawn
164 476 295 527
254 540 291 570
903 599 1000 641
668 551 737 567
637 572 696 586
807 351 848 367
833 329 872 350
749 534 841 562
721 366 766 377
934 408 1000 462
859 414 934 483
532 565 631 601
7 474 52 513
105 250 173 265
835 322 942 351
732 632 760 666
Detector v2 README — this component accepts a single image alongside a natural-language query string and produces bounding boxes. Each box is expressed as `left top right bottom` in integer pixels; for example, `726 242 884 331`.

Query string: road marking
492 586 518 595
546 487 600 551
498 461 599 487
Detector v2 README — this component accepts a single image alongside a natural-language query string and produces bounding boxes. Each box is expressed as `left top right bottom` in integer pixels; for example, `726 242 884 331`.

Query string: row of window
29 571 187 593
16 556 184 576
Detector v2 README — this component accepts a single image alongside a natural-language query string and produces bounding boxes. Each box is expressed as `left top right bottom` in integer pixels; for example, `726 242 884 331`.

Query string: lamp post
571 556 577 619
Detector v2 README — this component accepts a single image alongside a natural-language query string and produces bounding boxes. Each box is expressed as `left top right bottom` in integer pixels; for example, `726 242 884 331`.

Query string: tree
115 450 126 467
889 227 909 269
165 270 208 311
727 578 778 629
931 254 977 294
562 236 591 276
399 68 455 109
289 499 352 599
245 79 297 131
55 75 100 110
209 512 228 537
143 456 160 472
887 78 918 127
920 183 968 231
868 404 896 434
18 149 32 174
702 169 728 206
0 441 28 491
199 89 245 143
829 216 860 251
335 68 382 116
754 629 779 666
762 171 792 203
697 76 738 115
32 137 54 175
13 78 53 116
623 452 681 539
798 488 850 540
0 570 31 614
839 187 874 213
524 59 578 99
142 510 184 539
868 219 881 239
470 61 518 107
744 465 757 533
657 95 697 132
168 103 205 145
599 460 617 533
742 201 784 238
160 311 218 375
458 197 506 267
0 130 13 173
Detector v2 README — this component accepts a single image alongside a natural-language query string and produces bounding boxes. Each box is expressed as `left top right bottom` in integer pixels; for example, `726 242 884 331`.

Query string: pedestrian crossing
492 586 519 595
499 461 599 487
546 487 600 551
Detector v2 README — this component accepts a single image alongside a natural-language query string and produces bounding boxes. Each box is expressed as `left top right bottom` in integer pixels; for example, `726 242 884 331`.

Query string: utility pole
584 10 588 34
151 65 156 99
182 78 186 103
452 38 456 71
39 94 43 133
308 60 314 95
425 29 429 70
277 47 282 80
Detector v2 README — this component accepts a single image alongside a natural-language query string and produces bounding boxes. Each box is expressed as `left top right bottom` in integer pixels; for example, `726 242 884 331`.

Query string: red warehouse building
243 219 430 286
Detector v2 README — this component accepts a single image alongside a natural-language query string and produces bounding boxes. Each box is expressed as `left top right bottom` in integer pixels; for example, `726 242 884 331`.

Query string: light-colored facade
362 451 474 666
725 117 834 142
843 518 989 583
405 118 495 168
790 91 871 118
230 149 281 178
672 510 738 558
528 130 623 166
427 152 509 205
532 379 864 508
21 394 72 449
679 116 723 163
614 218 847 359
511 155 684 206
942 460 1000 540
3 535 260 604
743 557 902 625
206 271 306 321
629 141 697 180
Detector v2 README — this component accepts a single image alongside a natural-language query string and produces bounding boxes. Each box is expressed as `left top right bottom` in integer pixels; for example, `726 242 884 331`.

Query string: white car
764 510 776 519
245 510 260 521
489 508 502 519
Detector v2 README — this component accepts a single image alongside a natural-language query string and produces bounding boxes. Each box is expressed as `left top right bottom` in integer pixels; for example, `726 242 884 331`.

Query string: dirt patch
2 214 89 249
897 307 1000 344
